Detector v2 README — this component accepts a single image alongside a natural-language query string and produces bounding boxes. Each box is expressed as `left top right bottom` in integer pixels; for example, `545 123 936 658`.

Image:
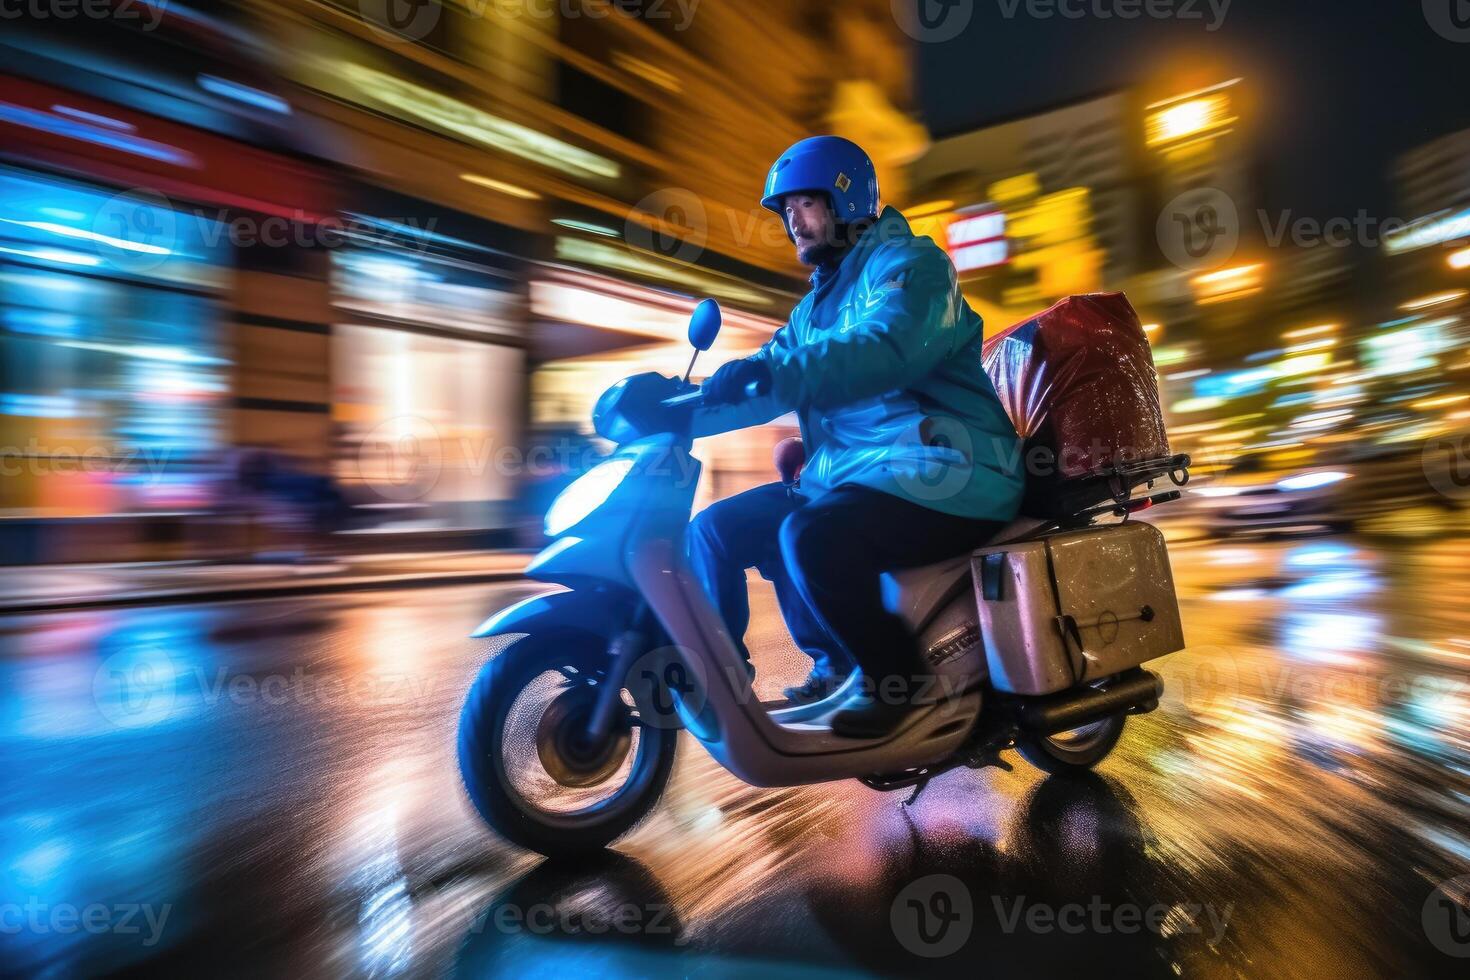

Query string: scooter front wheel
457 631 677 857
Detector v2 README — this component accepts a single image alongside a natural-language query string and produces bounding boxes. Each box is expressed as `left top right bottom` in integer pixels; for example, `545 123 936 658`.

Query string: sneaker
782 670 846 706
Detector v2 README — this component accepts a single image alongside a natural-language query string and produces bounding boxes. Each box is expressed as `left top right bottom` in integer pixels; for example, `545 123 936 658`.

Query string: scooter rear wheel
1015 714 1126 775
457 631 677 857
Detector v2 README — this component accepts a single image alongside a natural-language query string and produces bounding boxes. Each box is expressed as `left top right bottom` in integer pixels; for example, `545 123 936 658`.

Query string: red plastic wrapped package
981 293 1170 513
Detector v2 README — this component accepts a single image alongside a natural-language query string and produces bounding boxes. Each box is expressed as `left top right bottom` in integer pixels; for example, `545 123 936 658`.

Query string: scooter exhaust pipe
1016 669 1164 735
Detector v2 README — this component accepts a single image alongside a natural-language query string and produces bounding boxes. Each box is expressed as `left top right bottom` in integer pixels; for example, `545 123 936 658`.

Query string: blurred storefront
1 0 936 561
0 7 335 561
0 166 232 517
328 191 532 535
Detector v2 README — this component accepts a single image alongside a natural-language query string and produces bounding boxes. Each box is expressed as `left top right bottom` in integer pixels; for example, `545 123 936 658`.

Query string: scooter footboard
627 535 981 787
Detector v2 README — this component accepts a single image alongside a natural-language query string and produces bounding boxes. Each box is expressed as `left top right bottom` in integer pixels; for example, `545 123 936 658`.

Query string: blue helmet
761 136 879 224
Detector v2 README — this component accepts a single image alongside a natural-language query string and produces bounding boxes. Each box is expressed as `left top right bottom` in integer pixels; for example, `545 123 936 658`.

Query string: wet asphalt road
3 533 1469 978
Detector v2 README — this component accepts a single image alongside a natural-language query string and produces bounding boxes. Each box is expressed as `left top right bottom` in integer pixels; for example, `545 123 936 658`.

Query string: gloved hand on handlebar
702 356 771 406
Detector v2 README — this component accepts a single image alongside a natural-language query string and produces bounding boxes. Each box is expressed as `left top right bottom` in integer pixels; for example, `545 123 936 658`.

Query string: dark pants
687 482 849 679
688 482 1002 689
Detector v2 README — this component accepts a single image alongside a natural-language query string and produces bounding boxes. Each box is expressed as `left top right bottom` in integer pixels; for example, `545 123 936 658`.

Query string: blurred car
1184 467 1355 536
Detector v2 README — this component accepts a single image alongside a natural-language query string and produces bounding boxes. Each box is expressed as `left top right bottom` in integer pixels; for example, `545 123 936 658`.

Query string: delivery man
687 136 1024 737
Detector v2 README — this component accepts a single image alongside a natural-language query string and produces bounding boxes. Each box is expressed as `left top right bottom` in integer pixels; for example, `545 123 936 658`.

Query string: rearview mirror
688 298 721 351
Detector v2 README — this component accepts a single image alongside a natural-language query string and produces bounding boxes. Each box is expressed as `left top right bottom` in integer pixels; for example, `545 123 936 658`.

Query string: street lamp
1145 79 1241 150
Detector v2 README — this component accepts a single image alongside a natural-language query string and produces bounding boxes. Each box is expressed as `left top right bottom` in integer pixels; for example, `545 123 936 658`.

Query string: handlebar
660 388 705 408
658 378 768 409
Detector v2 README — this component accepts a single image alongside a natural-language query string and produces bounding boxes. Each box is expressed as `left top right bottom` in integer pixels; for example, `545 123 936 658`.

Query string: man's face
782 193 836 266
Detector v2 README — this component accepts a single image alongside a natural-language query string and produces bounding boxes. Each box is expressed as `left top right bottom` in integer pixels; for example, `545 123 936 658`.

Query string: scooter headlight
544 457 636 537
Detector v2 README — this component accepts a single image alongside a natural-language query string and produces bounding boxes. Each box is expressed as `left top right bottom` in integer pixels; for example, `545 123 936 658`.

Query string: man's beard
796 238 846 267
795 218 872 267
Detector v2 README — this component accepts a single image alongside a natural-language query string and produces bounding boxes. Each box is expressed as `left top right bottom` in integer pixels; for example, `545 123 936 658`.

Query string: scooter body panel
624 502 982 787
469 586 635 641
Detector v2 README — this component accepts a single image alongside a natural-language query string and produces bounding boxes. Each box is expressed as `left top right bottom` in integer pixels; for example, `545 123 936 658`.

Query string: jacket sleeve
766 245 971 410
688 321 794 438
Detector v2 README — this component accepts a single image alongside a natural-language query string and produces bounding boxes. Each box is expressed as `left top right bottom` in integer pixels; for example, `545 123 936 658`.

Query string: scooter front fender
470 586 636 640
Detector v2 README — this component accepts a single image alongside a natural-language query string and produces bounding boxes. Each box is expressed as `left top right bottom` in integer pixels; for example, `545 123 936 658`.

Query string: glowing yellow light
1449 247 1470 270
1195 264 1261 285
460 174 540 199
554 237 770 307
1200 429 1258 443
1172 396 1225 413
335 62 620 180
1192 263 1264 304
1276 352 1333 377
1283 323 1338 340
1284 337 1337 353
1142 322 1162 335
1399 290 1466 312
988 173 1041 203
1146 90 1238 148
611 51 682 93
1412 393 1470 410
906 200 955 218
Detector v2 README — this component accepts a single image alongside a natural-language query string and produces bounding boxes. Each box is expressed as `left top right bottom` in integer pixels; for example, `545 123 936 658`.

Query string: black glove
702 357 771 406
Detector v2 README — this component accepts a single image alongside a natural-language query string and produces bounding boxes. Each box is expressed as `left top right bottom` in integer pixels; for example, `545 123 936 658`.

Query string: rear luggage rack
1023 453 1191 529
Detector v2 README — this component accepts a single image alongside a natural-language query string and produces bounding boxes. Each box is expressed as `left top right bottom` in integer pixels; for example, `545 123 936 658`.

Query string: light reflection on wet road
2 535 1469 977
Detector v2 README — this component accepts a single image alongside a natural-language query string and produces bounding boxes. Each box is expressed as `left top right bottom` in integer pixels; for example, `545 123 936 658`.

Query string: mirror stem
681 348 699 384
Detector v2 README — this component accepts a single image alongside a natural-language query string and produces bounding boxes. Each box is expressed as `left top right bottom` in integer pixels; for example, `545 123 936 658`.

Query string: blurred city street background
2 0 1470 976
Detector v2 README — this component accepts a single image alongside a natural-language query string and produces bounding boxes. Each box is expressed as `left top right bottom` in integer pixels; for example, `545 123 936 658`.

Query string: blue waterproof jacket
694 206 1024 522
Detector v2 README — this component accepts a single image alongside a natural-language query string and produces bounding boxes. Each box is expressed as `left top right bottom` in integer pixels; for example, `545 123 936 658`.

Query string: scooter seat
880 516 1045 630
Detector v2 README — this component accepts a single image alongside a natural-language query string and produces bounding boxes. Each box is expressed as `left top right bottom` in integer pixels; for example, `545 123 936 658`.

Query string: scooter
457 299 1190 857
